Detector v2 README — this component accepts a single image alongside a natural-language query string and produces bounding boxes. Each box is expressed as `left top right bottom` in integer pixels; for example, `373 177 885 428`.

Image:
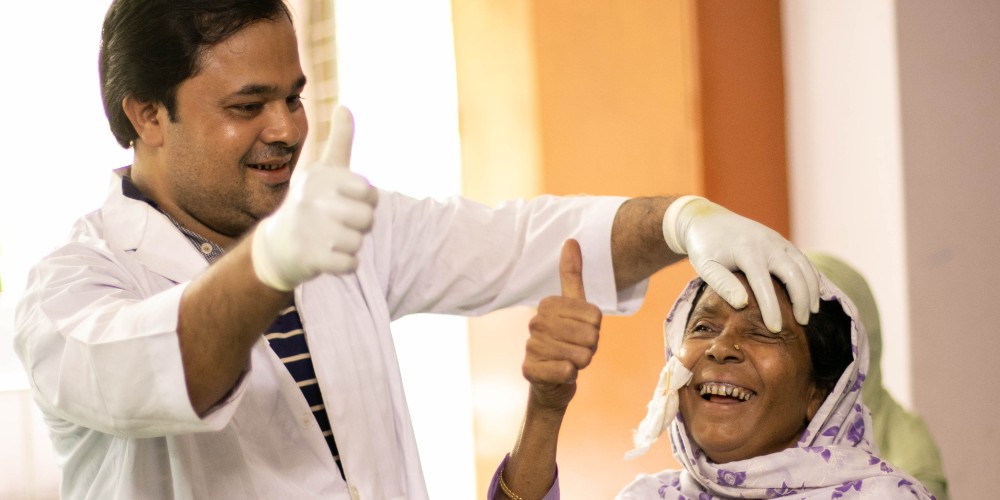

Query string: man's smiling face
153 16 308 245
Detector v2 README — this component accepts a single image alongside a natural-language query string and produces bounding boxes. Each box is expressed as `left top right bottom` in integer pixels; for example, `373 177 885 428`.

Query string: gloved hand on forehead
662 195 819 333
252 105 379 291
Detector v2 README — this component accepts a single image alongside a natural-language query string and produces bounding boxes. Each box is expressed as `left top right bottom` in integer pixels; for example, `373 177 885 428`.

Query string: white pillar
783 1 1000 497
781 0 910 404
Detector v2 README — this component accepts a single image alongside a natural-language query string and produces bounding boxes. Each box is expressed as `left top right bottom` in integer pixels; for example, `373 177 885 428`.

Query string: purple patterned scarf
617 277 936 499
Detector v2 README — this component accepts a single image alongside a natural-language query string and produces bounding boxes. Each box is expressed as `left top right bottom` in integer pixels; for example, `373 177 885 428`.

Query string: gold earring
734 344 741 351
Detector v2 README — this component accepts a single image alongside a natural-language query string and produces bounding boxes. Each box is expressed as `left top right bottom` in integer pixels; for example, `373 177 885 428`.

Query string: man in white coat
14 0 820 498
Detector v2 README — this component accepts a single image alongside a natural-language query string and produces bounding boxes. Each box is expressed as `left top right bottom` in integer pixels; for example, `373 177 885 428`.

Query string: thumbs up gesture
523 239 603 411
252 105 379 291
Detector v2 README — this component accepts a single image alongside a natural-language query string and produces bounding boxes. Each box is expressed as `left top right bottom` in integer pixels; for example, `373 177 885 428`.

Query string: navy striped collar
120 174 225 263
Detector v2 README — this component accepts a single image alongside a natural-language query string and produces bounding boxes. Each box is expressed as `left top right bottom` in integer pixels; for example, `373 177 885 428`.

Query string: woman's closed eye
747 328 787 343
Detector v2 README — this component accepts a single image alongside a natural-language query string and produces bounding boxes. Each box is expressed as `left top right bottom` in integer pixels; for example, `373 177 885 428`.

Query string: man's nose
261 104 302 146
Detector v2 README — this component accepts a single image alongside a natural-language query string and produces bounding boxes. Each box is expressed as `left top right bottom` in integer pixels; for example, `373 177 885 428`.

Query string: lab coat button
349 486 360 499
300 413 311 428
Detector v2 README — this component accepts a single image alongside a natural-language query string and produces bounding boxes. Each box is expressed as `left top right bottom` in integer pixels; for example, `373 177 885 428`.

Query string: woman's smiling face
677 274 827 464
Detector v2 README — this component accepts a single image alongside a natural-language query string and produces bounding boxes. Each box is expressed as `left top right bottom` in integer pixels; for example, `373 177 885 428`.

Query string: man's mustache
242 145 298 164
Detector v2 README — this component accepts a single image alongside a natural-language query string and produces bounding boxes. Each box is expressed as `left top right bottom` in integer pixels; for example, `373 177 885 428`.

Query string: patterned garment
617 277 936 500
806 252 949 500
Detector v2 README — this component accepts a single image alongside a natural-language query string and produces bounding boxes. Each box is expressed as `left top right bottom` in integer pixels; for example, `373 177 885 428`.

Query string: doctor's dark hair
99 0 293 148
687 280 853 393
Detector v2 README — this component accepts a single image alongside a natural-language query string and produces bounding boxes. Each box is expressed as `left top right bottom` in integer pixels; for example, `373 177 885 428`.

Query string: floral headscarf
617 277 936 499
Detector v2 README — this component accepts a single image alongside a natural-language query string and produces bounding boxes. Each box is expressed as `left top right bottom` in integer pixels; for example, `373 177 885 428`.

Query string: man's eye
232 103 263 113
287 94 304 109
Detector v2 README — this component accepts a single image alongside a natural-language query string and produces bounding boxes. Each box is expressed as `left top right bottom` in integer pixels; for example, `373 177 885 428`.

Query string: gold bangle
498 467 525 500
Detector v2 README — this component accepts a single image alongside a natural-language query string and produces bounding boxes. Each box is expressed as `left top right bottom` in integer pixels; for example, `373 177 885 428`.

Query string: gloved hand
662 195 819 332
251 105 378 291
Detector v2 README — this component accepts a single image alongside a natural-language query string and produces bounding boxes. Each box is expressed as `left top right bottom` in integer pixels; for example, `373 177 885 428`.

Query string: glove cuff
251 218 297 292
662 195 705 255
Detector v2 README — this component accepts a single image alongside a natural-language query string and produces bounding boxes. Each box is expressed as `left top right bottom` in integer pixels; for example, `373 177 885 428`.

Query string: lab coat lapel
101 172 208 284
298 272 409 499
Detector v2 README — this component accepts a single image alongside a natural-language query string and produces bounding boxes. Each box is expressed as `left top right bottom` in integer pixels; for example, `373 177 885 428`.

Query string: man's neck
125 161 237 250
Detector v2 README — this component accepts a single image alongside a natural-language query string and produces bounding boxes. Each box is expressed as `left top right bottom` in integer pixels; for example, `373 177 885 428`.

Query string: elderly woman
490 241 935 499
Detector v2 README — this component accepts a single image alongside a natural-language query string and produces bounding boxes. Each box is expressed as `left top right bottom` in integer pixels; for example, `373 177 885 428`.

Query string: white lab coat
14 172 647 499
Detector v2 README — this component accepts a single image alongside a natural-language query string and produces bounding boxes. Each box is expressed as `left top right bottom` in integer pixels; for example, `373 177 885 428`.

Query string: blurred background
0 0 996 498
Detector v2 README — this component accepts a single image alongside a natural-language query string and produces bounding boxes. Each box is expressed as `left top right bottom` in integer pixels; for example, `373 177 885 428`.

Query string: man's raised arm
611 196 819 333
180 106 377 414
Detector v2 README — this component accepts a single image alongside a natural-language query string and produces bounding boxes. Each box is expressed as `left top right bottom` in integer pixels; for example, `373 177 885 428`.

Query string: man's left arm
610 195 820 333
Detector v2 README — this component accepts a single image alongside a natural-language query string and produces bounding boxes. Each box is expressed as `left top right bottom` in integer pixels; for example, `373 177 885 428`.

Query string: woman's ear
122 97 165 147
805 383 829 422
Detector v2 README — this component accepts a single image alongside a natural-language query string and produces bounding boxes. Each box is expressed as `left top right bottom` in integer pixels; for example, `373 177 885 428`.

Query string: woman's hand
496 239 603 500
523 239 602 411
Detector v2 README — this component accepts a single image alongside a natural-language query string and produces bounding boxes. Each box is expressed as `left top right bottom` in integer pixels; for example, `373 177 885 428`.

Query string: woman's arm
493 239 602 499
495 396 569 499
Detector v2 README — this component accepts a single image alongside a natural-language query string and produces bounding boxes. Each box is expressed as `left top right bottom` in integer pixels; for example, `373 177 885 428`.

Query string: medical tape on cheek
624 280 699 460
624 355 693 460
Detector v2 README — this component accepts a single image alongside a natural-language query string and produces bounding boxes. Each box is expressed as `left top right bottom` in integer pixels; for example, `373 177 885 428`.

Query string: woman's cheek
677 344 700 371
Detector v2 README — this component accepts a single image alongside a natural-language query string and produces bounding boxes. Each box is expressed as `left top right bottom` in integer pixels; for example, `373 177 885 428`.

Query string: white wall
1 2 133 497
332 1 476 498
781 1 910 403
783 1 1000 498
896 1 1000 498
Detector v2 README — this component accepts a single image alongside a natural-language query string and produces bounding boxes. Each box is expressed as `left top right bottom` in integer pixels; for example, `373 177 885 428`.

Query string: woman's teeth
699 382 756 401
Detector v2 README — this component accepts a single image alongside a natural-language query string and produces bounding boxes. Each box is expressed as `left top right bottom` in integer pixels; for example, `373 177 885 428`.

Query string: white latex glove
662 196 819 332
252 105 378 291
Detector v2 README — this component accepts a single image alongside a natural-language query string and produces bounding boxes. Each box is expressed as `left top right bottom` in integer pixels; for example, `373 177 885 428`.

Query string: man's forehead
182 36 306 97
228 76 307 97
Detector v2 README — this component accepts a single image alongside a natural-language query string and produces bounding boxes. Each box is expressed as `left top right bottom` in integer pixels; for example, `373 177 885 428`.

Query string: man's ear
122 97 166 147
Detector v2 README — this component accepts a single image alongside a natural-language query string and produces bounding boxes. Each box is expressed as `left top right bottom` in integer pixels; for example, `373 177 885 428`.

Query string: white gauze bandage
624 354 693 460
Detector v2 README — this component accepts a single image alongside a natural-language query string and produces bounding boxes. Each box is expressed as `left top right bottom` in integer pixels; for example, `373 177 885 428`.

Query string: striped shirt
263 303 344 476
121 175 345 477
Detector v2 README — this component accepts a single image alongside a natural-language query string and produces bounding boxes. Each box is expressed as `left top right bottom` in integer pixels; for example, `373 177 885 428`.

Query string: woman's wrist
498 466 525 500
527 385 575 415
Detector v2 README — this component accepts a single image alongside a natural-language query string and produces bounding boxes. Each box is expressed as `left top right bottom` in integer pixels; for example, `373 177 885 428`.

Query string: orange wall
697 0 789 235
453 1 788 497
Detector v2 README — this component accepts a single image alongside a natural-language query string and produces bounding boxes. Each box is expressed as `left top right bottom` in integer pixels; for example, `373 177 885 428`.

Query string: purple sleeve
487 453 560 500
